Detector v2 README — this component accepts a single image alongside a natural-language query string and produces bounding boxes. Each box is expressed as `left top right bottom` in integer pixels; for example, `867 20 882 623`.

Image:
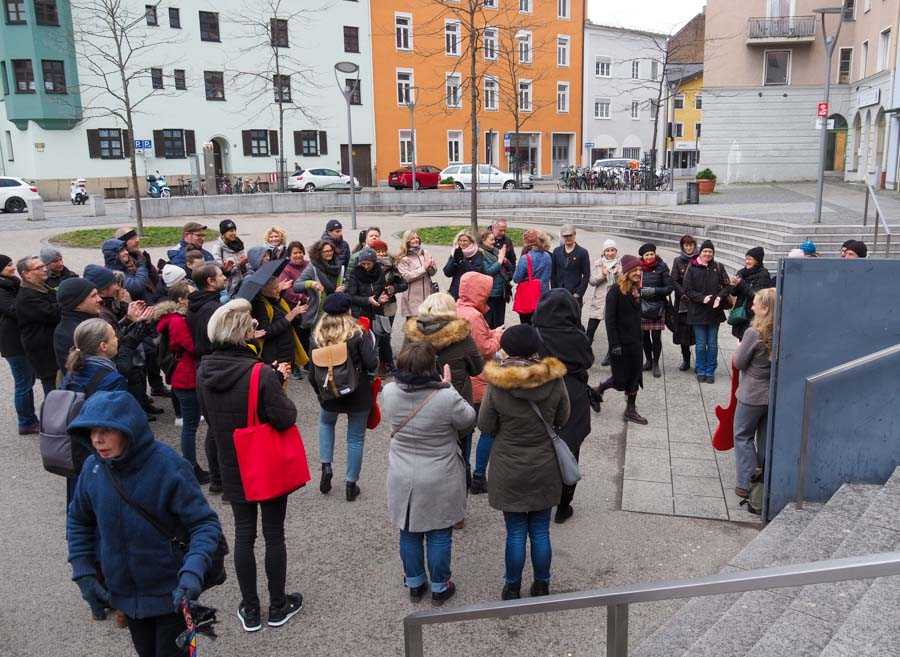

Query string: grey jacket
383 381 476 532
734 326 771 406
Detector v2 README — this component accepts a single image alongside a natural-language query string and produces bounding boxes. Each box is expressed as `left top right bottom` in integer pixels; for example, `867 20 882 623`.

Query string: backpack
157 328 178 383
311 341 359 401
39 370 107 477
740 480 764 516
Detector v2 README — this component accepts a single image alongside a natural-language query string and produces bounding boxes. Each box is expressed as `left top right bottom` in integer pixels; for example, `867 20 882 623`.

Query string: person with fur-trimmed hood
478 324 570 601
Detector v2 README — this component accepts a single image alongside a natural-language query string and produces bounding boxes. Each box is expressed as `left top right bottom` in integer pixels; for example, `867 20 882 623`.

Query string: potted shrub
696 168 717 194
438 176 456 191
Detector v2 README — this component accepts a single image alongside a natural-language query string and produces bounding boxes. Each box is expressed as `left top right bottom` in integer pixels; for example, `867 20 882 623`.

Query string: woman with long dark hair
670 235 697 372
637 243 672 379
294 240 346 331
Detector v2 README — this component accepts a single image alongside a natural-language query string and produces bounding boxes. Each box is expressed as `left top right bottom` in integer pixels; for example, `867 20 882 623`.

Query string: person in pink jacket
457 271 503 494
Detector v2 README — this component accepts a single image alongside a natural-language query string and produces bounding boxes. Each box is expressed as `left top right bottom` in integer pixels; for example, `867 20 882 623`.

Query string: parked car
0 177 41 213
388 165 442 190
287 168 361 192
591 158 640 172
438 164 533 190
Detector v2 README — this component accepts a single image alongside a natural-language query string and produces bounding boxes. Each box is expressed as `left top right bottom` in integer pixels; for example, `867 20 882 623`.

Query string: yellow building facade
666 70 703 172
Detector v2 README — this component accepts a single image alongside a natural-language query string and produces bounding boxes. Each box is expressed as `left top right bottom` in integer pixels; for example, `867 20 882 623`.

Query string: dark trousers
39 374 55 396
518 312 533 325
145 345 164 391
486 296 506 329
586 318 601 344
377 316 395 367
559 444 581 510
230 495 289 611
126 613 187 657
642 330 663 364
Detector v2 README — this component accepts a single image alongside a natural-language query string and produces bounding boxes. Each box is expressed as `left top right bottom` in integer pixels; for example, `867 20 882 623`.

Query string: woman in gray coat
478 325 570 601
382 342 476 607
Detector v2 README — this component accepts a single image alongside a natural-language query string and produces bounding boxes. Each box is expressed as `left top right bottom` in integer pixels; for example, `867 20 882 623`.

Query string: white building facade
581 23 667 166
0 0 376 200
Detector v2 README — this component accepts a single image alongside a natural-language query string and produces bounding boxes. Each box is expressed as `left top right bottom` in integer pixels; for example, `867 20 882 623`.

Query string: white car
287 168 361 192
439 164 533 190
0 176 41 213
591 158 639 173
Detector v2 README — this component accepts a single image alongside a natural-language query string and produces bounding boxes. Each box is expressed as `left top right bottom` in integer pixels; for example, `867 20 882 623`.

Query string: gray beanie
40 247 62 265
357 247 377 264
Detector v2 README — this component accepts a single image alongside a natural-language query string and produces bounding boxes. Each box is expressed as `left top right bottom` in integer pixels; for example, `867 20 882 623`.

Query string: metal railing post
607 604 629 657
874 208 880 249
887 233 892 257
404 620 424 657
863 185 869 226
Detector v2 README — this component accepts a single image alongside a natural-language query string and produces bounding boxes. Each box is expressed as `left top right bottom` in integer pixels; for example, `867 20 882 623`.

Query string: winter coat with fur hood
456 272 502 404
403 316 483 404
478 356 570 512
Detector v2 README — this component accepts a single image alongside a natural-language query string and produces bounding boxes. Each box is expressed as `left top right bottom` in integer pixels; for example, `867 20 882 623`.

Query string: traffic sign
134 139 152 150
585 142 594 148
817 102 828 118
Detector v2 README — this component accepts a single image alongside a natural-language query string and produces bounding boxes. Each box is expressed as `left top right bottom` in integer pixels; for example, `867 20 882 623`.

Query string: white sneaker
174 417 183 427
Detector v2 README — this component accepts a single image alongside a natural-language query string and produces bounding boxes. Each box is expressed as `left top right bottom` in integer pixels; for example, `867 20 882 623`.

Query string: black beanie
638 243 657 257
500 324 542 358
58 277 96 311
219 219 237 234
0 255 11 271
846 240 868 258
322 292 351 315
745 246 765 264
700 239 715 253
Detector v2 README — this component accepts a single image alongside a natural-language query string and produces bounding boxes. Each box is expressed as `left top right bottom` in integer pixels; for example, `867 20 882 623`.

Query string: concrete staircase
632 467 900 657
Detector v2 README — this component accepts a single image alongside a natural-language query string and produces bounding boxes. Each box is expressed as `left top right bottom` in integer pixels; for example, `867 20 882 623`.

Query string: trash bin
685 181 700 205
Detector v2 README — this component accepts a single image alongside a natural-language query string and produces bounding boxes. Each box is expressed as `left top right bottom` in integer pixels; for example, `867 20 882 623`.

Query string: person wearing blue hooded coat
67 391 222 657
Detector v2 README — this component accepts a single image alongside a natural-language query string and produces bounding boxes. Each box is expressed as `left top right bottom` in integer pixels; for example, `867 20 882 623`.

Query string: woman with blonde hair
732 287 775 501
263 225 289 260
443 230 485 299
396 230 438 319
309 293 379 501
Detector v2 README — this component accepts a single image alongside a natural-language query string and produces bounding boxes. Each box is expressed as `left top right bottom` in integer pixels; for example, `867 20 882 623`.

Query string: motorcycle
147 171 171 198
70 178 89 205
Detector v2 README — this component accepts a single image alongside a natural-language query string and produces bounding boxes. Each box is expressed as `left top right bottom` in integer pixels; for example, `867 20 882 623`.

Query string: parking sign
134 139 152 150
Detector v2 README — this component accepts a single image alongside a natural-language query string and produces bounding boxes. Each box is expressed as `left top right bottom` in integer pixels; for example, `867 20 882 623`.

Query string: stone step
817 574 900 657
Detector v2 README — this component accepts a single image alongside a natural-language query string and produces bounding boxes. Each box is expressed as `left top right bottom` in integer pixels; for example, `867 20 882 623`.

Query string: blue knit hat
800 239 817 255
83 264 116 290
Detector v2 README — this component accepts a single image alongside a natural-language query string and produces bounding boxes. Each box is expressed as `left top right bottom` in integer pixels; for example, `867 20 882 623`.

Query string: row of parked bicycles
558 163 672 192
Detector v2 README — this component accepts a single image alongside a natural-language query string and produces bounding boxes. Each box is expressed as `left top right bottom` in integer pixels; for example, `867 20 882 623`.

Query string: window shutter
293 131 302 155
122 129 132 158
153 130 164 157
242 130 252 156
86 129 101 158
318 131 328 155
184 130 196 155
269 130 279 155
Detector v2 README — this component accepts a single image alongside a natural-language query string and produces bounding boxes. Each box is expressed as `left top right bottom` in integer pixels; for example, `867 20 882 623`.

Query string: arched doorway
875 108 887 184
211 136 229 179
852 112 862 172
826 114 848 172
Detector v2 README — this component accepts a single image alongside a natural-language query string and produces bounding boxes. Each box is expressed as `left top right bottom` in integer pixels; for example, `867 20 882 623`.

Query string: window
631 60 640 79
518 80 532 111
673 94 684 109
650 99 659 120
861 40 868 78
150 67 163 89
248 129 270 156
594 98 610 119
764 50 790 86
35 0 58 26
174 69 186 90
838 47 853 84
878 28 891 71
345 78 361 105
4 1 25 24
630 100 639 119
299 130 318 156
40 59 65 93
199 11 219 42
669 122 684 138
557 36 569 67
12 60 34 93
395 14 411 50
484 27 497 60
445 21 460 56
204 70 225 100
484 76 498 111
274 74 291 103
396 69 412 105
445 73 461 108
99 129 123 159
695 95 703 110
518 31 532 63
163 129 185 158
399 130 414 165
447 131 462 164
484 0 497 7
695 122 702 137
485 131 496 164
343 26 359 53
0 62 8 95
271 18 289 47
622 147 640 160
557 82 569 113
558 0 569 18
145 4 157 26
595 56 611 77
168 7 180 28
519 0 531 12
843 0 856 20
651 60 659 81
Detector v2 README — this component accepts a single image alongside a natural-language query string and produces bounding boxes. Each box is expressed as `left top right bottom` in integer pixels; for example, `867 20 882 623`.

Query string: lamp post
335 61 360 230
813 7 845 224
407 87 417 191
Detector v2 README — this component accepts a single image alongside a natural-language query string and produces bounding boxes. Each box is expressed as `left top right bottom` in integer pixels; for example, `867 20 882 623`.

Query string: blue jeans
5 355 37 428
173 388 199 466
693 323 720 377
473 433 495 477
503 508 552 585
399 527 453 593
318 409 368 482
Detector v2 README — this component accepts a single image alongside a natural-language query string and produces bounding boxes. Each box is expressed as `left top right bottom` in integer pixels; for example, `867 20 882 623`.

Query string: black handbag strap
103 464 185 549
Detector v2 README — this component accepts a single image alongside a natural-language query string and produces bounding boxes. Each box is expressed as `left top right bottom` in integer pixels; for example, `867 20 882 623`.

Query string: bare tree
69 0 181 234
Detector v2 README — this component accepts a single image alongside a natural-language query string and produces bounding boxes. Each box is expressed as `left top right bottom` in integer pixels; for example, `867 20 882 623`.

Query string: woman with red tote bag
512 230 552 324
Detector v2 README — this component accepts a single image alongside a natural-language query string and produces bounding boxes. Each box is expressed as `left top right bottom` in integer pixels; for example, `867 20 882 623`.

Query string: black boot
642 359 653 372
624 394 648 425
679 346 691 372
652 360 661 378
530 580 550 597
588 387 603 414
346 481 361 502
319 463 333 494
470 473 487 495
501 582 521 600
600 351 610 367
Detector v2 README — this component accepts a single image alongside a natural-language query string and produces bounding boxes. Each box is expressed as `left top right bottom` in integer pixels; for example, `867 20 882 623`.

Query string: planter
697 179 716 194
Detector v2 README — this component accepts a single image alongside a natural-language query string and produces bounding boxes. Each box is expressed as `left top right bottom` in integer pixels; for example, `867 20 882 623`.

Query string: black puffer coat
309 330 379 414
683 259 731 326
345 263 386 323
605 284 643 392
15 283 60 379
0 275 24 357
639 259 673 321
186 289 221 359
196 345 298 503
730 265 773 339
443 249 484 300
53 309 96 373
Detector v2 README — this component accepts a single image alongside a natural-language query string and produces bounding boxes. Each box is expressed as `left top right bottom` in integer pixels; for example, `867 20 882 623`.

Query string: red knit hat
370 239 388 252
621 255 641 274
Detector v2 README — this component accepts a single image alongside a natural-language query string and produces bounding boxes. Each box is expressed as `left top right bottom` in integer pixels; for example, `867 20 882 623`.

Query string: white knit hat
603 239 617 250
162 263 187 287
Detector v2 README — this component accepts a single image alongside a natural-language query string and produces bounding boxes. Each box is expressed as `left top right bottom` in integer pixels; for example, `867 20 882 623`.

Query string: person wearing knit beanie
638 243 657 257
356 247 378 264
499 323 542 358
0 254 11 272
83 264 116 292
57 277 98 312
162 263 187 287
620 254 641 274
745 246 765 266
370 239 389 253
322 292 352 315
731 246 773 341
40 246 62 265
699 239 715 254
40 246 77 289
843 240 868 259
800 239 817 257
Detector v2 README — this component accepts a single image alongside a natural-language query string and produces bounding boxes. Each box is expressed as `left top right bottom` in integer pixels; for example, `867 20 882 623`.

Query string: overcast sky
587 0 706 35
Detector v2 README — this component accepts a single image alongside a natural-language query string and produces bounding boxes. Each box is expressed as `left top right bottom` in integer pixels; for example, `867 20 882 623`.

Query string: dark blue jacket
167 240 214 268
550 244 591 299
60 356 129 394
67 391 222 619
102 238 151 301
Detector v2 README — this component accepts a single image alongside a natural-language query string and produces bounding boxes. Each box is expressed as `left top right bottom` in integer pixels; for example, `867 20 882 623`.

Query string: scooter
70 178 89 205
147 170 171 198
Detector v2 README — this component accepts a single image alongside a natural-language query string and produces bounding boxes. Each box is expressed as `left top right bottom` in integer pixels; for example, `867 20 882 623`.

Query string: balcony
747 15 817 45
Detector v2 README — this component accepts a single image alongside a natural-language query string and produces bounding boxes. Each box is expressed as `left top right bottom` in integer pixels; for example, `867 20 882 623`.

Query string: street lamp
335 61 359 230
813 7 845 224
407 87 417 191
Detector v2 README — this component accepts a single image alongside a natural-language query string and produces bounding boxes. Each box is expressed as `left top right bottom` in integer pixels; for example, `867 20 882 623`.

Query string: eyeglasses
27 264 47 272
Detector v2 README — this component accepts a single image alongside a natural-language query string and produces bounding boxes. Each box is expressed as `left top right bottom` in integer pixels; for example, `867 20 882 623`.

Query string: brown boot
624 394 648 425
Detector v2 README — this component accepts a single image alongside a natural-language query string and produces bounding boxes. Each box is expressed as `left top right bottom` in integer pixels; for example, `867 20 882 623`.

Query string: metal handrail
747 15 816 39
403 551 900 657
795 342 900 508
862 181 893 257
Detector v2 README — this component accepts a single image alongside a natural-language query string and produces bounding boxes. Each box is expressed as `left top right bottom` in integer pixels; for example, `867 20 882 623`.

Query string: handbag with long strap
513 254 542 315
527 400 582 486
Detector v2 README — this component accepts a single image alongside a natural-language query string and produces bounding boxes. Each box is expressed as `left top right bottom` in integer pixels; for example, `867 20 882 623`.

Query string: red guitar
712 365 740 451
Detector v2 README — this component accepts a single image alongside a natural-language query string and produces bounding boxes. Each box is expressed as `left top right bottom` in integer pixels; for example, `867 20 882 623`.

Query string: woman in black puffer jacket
729 246 773 340
683 240 732 384
637 243 672 379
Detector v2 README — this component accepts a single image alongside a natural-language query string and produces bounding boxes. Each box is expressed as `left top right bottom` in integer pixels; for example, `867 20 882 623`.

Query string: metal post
606 604 629 657
874 208 880 248
404 621 424 657
863 184 869 226
886 233 892 257
796 381 814 509
813 8 844 224
345 90 358 229
409 93 417 192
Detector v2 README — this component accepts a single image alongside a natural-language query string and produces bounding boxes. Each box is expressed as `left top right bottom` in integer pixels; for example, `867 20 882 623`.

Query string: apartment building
0 0 376 199
582 23 666 167
701 0 900 186
370 0 585 183
659 12 704 177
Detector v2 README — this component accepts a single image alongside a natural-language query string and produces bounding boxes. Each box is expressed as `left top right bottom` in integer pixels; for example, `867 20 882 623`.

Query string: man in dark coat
41 247 78 290
53 278 104 373
15 256 61 393
550 225 590 311
322 219 351 268
0 254 39 433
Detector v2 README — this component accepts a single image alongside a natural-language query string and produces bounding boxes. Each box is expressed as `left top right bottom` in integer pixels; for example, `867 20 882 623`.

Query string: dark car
388 165 442 190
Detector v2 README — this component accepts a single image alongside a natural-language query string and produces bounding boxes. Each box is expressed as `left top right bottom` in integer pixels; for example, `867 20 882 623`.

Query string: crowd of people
0 217 871 656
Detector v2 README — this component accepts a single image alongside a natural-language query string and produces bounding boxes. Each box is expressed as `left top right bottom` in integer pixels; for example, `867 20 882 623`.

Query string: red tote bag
233 363 311 502
512 254 542 315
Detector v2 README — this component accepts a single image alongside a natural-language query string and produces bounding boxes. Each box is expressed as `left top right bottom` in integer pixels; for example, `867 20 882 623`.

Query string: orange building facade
370 0 585 184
